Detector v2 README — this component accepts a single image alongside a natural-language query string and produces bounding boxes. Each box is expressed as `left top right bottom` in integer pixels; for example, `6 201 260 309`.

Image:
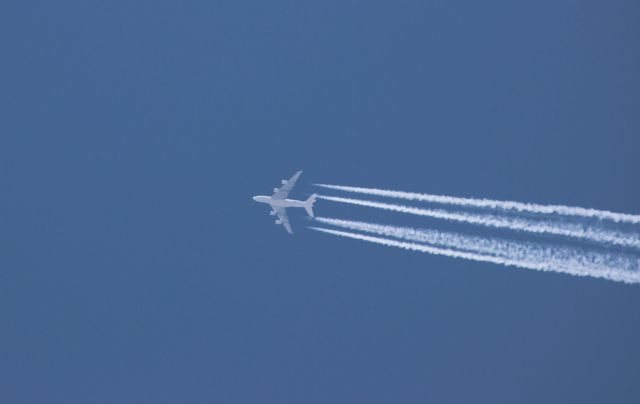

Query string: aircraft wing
274 207 293 234
271 171 302 200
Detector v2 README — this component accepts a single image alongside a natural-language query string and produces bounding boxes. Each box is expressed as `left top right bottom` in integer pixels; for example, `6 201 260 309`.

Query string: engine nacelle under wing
269 211 276 216
275 219 282 225
273 187 279 193
281 180 288 185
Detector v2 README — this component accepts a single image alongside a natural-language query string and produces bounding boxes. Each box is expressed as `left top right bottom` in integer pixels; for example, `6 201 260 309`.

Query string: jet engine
273 188 279 193
275 219 282 225
269 211 276 216
281 180 288 185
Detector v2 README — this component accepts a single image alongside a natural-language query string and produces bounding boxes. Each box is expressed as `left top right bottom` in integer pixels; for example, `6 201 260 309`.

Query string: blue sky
2 1 639 403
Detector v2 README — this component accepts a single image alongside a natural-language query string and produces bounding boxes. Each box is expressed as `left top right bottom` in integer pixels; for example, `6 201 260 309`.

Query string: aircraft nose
252 196 258 201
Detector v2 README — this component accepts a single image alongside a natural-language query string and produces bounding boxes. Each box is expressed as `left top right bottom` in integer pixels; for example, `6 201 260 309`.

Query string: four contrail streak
314 217 640 284
315 184 640 224
318 195 640 249
310 227 640 284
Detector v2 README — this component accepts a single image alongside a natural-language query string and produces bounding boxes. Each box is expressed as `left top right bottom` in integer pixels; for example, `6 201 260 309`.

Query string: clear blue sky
2 1 639 403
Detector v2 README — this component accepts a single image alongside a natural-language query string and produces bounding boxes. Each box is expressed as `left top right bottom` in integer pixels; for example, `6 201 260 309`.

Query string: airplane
253 170 317 234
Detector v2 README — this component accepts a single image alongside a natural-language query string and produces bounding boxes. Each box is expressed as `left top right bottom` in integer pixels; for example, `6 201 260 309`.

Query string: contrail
318 195 640 249
310 227 640 284
314 217 640 284
315 184 640 224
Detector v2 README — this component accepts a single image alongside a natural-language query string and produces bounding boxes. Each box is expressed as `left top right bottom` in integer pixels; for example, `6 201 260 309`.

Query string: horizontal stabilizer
304 194 317 218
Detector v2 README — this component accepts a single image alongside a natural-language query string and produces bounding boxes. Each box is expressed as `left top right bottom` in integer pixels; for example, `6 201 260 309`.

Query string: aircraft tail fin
304 194 317 218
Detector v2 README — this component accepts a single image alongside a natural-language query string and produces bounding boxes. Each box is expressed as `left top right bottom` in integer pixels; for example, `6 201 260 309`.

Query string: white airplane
253 171 317 234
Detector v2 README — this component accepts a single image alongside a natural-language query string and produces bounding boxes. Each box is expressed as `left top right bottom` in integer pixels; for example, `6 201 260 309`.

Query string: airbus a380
253 171 317 234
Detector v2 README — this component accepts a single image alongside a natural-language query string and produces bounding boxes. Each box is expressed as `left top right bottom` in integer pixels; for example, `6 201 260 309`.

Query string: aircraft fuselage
252 196 306 209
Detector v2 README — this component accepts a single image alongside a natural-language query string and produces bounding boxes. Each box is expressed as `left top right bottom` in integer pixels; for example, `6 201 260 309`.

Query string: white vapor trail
318 195 640 249
315 184 640 224
314 217 640 284
310 227 640 284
